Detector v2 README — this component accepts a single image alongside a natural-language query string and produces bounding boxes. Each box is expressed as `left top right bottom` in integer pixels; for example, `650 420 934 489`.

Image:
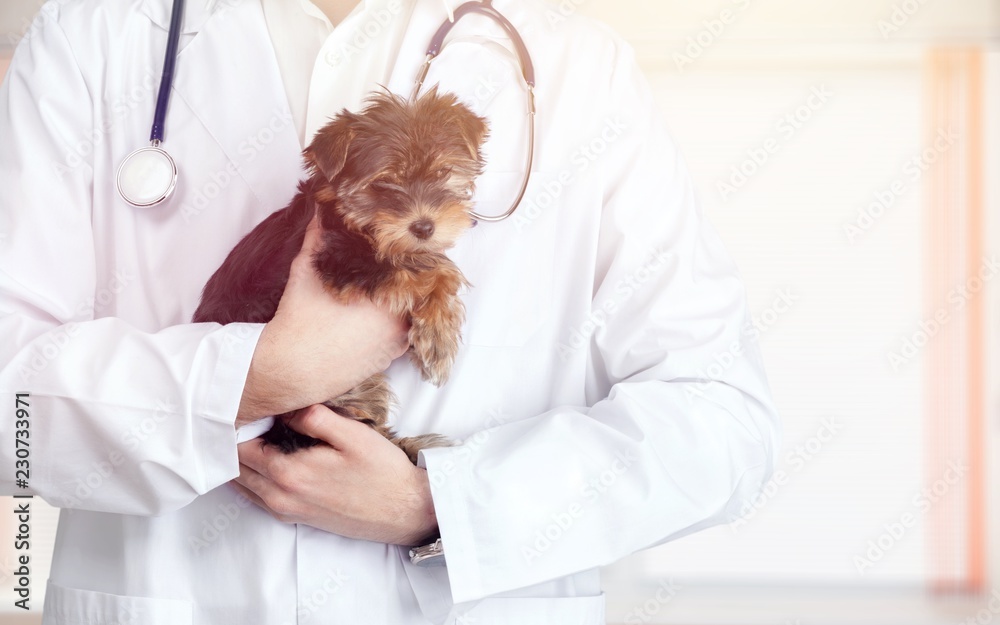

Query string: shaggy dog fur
192 89 488 462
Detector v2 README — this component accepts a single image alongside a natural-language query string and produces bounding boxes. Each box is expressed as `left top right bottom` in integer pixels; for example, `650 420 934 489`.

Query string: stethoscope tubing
151 0 186 144
122 0 535 222
117 0 186 208
412 0 536 223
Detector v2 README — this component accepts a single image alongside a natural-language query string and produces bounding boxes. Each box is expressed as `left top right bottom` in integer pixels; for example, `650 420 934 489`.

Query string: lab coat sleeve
0 10 264 514
419 40 782 602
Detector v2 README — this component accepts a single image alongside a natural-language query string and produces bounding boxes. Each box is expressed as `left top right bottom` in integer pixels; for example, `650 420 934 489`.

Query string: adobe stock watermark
53 398 180 508
277 569 350 625
544 0 591 27
521 449 639 565
181 108 294 223
324 0 404 66
622 579 680 625
556 247 669 361
717 86 833 202
53 70 159 180
673 0 754 71
189 492 255 554
730 416 843 532
877 0 934 40
467 66 515 111
843 128 958 244
955 589 1000 625
853 459 968 574
512 116 627 232
686 287 798 401
16 268 135 384
3 0 51 49
427 406 511 488
453 611 477 625
886 255 999 371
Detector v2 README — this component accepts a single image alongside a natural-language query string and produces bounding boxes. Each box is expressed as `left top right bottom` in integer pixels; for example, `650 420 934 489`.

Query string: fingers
286 404 361 451
237 437 284 478
234 462 269 495
231 475 294 524
234 446 304 523
230 481 269 512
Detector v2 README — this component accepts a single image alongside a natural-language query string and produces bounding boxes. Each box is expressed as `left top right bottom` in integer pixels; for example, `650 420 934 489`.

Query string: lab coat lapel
139 0 215 34
144 0 304 211
386 0 452 95
386 0 523 96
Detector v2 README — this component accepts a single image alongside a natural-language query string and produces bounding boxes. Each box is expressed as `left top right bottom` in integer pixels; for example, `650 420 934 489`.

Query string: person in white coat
0 0 782 623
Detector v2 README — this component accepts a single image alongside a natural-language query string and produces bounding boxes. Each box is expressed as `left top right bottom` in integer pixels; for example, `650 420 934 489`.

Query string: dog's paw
408 282 465 386
393 433 454 465
408 319 459 386
324 374 394 427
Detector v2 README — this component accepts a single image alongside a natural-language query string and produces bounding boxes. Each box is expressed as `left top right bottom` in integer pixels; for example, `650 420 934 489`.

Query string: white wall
579 1 1000 620
639 63 927 585
581 0 999 43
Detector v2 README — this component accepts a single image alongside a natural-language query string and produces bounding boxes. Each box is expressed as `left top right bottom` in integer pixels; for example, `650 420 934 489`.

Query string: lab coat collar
133 0 525 208
166 0 305 211
139 0 222 34
430 0 520 24
139 0 513 35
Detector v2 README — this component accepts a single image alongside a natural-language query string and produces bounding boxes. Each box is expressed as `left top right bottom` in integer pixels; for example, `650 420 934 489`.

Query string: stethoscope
116 0 185 208
117 0 536 224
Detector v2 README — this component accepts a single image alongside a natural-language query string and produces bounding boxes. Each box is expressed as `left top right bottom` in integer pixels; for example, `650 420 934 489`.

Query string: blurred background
1 0 998 624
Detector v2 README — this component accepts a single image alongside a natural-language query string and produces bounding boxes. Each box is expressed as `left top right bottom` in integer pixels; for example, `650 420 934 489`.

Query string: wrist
399 467 439 547
236 322 292 425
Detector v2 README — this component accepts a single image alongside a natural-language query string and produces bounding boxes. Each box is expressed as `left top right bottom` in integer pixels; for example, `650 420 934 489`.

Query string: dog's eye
435 167 453 180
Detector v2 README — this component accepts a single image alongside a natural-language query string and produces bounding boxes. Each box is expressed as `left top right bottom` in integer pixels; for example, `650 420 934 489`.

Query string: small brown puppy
192 88 489 462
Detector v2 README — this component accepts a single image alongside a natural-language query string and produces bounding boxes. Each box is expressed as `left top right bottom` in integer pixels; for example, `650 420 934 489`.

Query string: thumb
300 210 323 254
287 212 325 288
288 215 323 295
286 404 358 450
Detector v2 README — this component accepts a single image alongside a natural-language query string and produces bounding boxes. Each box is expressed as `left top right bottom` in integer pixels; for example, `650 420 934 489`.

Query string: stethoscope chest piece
118 0 186 208
117 143 178 208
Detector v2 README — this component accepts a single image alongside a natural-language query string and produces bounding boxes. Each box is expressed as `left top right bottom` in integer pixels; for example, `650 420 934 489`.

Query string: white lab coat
0 0 781 623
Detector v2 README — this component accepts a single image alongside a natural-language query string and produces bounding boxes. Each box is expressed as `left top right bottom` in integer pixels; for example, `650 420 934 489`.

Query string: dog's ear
452 103 489 163
304 112 356 181
418 86 490 163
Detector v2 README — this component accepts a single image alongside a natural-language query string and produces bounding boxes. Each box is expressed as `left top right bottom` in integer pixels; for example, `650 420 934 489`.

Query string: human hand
236 213 409 425
232 404 439 547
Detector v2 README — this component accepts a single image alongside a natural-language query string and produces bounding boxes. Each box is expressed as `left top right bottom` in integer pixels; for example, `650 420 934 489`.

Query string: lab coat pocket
448 593 607 624
450 170 558 348
42 579 193 625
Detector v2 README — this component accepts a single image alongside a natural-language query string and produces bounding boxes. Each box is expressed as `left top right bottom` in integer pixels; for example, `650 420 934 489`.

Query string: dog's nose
409 219 435 240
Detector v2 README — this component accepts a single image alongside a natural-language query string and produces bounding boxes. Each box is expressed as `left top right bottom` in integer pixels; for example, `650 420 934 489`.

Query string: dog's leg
262 374 395 453
322 373 395 435
261 374 452 465
327 377 454 464
392 434 453 465
407 263 467 386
